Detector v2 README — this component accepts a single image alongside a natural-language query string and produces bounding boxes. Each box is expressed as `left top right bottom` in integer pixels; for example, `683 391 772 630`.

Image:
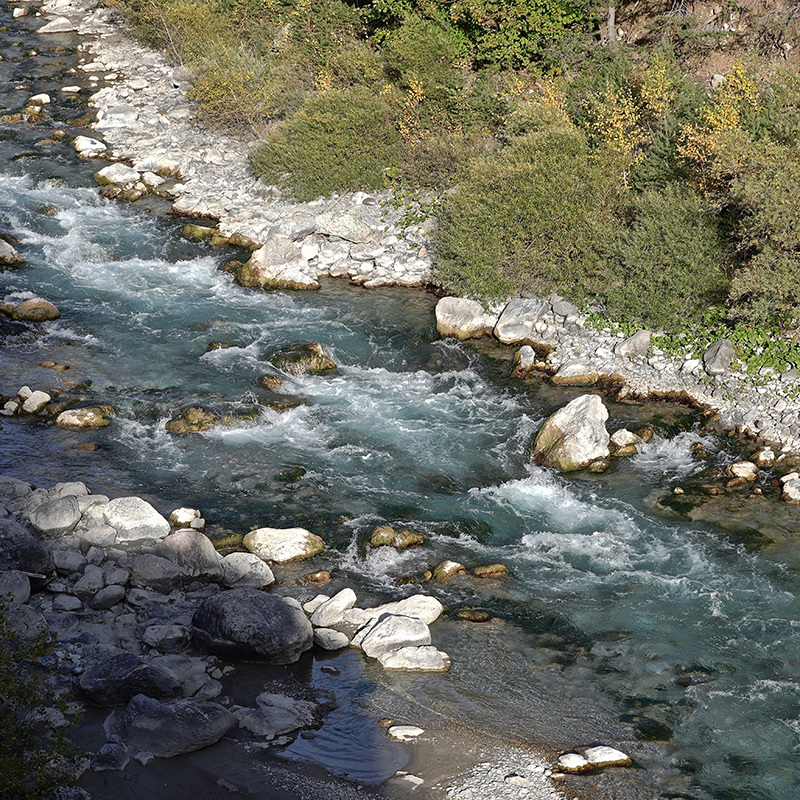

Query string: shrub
601 183 731 330
249 86 401 200
432 126 616 303
0 601 79 800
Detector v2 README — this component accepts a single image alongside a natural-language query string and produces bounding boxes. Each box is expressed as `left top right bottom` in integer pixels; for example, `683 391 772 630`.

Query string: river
2 10 800 800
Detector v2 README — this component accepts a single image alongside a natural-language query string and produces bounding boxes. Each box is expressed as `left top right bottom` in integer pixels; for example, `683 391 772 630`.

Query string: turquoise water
2 14 800 800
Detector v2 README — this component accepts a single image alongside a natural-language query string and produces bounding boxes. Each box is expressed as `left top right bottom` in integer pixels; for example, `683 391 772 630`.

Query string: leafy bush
0 601 79 800
432 126 616 303
601 183 731 330
249 86 401 200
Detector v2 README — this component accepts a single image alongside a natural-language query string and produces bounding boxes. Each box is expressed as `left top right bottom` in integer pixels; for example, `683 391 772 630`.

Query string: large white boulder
493 298 549 344
102 497 170 546
358 614 431 658
316 211 372 243
237 235 318 290
94 162 140 186
532 394 610 472
435 297 487 341
362 595 444 625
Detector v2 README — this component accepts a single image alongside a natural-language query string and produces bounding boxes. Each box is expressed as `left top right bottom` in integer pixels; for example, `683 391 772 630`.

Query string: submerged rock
378 645 450 671
430 560 466 580
12 298 60 322
191 588 313 663
368 525 425 550
165 407 219 434
532 394 610 472
471 563 509 578
270 342 337 376
107 694 235 758
55 406 112 429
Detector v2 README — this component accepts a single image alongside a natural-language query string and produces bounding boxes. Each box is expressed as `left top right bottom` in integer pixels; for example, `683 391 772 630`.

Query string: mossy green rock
368 525 425 550
271 343 337 377
165 407 219 434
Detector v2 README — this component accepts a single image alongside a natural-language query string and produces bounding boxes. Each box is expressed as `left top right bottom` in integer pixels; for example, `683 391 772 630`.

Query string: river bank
4 2 800 800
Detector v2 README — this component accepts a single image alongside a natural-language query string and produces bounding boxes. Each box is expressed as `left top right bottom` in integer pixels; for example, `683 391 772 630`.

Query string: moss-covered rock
165 407 219 434
368 525 425 550
271 343 337 377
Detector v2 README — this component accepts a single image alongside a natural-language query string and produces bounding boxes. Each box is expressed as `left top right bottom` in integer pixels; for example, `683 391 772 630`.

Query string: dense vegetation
109 0 800 348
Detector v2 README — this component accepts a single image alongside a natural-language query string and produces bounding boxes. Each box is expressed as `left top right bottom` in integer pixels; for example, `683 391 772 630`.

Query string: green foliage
0 601 79 800
432 127 616 303
601 184 731 330
249 86 401 200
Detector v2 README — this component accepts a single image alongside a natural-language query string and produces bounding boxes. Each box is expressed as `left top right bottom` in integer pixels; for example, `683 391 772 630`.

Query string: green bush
601 183 731 330
432 127 616 303
0 601 79 800
249 86 402 200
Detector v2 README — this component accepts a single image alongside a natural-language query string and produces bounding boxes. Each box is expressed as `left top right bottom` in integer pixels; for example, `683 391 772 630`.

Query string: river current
2 12 800 800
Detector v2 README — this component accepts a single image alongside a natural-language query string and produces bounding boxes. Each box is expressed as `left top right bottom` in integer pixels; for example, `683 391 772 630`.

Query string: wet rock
0 238 23 265
191 588 313 663
780 473 800 504
551 361 600 387
362 595 444 625
270 342 336 376
310 588 356 628
103 497 170 546
557 745 632 774
368 525 425 550
180 223 215 241
435 297 486 341
29 495 81 537
72 135 107 158
703 339 735 376
511 345 536 378
90 584 125 610
106 694 235 758
243 526 324 563
614 330 650 358
0 569 31 605
430 560 466 580
20 390 50 415
12 298 60 322
55 406 112 429
80 653 182 707
726 461 759 481
457 608 492 622
358 615 431 658
471 563 509 578
533 394 610 472
235 235 318 290
378 645 450 671
165 407 219 434
156 530 223 581
220 551 275 588
493 298 549 345
609 428 641 456
316 211 372 244
387 725 424 741
236 692 320 740
129 554 183 593
304 569 331 585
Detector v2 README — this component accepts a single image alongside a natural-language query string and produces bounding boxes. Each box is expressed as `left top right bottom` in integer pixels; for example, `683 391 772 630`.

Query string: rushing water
3 13 800 800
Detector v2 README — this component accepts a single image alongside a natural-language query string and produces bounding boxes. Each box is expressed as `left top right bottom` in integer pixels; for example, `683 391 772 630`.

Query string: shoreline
47 0 798 459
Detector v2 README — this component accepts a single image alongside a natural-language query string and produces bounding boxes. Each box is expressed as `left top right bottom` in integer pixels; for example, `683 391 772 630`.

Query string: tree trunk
607 5 616 47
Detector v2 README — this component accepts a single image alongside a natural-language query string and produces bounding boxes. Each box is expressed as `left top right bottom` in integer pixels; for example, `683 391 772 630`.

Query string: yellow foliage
590 85 647 184
639 51 676 120
399 76 426 141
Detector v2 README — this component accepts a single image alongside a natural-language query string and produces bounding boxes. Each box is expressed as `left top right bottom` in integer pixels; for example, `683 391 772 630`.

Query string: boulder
129 554 183 593
430 560 466 580
726 461 759 481
780 473 800 504
557 746 632 774
94 163 140 187
310 588 357 628
609 428 641 456
191 588 313 663
142 624 191 654
0 519 53 585
28 495 81 538
73 564 105 600
156 530 223 581
511 345 536 378
12 298 60 322
614 330 650 358
362 595 444 625
235 235 318 290
358 615 431 658
220 552 275 588
90 584 125 610
236 692 320 739
0 569 31 605
493 299 549 345
107 694 235 757
103 497 170 546
703 339 735 376
532 395 610 472
551 361 600 387
316 211 372 244
313 627 350 650
270 342 336 376
378 645 451 671
55 406 111 429
368 525 425 550
0 239 23 265
165 407 219 434
435 297 486 341
80 653 182 707
37 15 76 33
72 135 107 158
243 527 324 563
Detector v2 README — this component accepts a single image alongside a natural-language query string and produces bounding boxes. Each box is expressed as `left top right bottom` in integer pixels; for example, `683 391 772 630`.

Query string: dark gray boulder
191 588 313 663
0 518 54 587
703 338 735 376
79 653 182 707
106 693 235 758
